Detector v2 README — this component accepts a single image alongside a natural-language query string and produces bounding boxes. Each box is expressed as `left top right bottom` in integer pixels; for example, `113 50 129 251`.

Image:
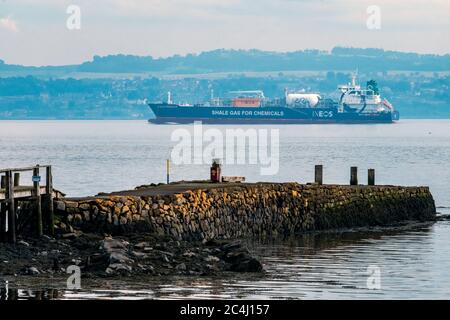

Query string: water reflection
0 283 60 300
2 219 449 300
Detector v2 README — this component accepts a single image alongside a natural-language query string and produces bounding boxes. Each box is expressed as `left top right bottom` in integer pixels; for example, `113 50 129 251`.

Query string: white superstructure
337 75 387 113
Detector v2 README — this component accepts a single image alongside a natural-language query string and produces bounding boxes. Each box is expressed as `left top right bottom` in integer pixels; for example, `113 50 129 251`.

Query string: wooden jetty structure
0 165 59 244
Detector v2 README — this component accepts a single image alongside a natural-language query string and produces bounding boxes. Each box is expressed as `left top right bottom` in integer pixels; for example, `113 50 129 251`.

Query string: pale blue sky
0 0 449 66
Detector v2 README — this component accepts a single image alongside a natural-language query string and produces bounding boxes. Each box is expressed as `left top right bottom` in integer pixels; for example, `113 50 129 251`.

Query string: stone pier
52 182 436 241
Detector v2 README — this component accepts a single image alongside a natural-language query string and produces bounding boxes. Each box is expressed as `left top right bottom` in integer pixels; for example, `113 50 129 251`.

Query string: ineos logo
313 111 334 118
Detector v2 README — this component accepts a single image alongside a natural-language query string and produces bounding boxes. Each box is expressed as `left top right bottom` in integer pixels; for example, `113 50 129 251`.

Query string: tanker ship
148 76 399 124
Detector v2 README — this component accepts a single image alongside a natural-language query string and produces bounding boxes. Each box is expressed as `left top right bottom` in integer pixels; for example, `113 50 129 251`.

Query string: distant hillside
1 47 450 75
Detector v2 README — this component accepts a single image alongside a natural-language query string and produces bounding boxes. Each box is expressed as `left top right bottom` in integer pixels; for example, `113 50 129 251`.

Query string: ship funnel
167 91 172 104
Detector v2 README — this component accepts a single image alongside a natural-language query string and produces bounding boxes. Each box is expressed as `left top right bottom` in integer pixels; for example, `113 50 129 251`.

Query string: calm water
1 120 450 299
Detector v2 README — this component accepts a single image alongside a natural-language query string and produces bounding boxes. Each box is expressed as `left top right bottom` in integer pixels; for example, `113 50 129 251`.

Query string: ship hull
148 104 398 124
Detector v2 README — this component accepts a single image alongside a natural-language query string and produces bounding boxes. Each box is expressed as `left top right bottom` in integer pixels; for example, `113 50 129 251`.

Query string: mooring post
166 159 170 184
0 174 4 242
350 166 358 185
33 166 43 237
5 171 16 244
368 169 375 186
0 202 6 243
315 165 323 185
13 172 20 187
45 166 54 236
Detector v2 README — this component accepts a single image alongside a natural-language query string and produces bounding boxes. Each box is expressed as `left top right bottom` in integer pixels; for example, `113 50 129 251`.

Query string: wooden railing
0 165 54 243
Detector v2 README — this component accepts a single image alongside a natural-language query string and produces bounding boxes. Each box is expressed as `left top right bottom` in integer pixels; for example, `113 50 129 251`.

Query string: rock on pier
54 182 436 241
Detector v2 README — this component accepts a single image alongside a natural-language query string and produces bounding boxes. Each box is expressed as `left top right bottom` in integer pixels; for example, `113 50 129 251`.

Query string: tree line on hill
1 47 450 74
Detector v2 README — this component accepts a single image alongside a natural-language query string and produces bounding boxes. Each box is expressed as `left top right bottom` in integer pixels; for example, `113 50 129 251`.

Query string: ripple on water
1 121 450 299
2 221 450 299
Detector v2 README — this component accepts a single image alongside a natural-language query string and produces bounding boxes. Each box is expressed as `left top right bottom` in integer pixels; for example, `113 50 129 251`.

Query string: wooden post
45 166 54 236
5 171 16 243
0 202 6 243
315 165 323 185
33 166 43 237
368 169 375 186
1 174 6 242
13 172 20 187
350 166 358 185
166 159 170 184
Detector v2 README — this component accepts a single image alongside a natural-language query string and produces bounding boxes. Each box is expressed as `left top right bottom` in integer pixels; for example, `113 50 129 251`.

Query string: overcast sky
0 0 449 66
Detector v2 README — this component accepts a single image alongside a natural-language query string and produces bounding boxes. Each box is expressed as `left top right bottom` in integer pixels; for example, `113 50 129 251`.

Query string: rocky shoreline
0 233 263 279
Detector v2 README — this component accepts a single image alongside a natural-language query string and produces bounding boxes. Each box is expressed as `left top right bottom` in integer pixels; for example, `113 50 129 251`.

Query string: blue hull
148 104 398 124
